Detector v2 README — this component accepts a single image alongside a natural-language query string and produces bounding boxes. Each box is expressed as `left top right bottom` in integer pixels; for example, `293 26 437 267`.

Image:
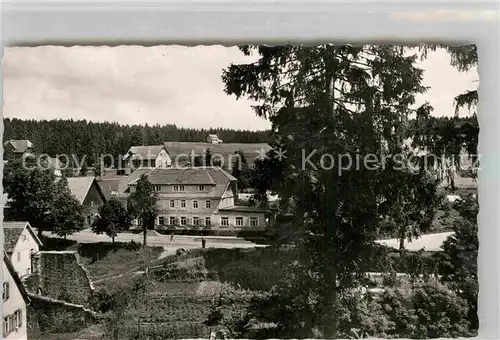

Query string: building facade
118 167 267 230
3 253 30 340
122 145 172 174
207 134 223 144
3 222 43 278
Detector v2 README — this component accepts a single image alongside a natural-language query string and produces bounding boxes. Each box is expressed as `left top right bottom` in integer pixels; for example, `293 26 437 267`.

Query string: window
2 310 22 337
221 217 229 227
2 282 9 301
4 317 9 337
17 252 21 262
169 217 176 225
154 185 162 192
173 185 185 192
180 217 187 226
193 200 199 209
235 217 244 227
198 185 205 191
170 200 175 208
205 200 211 209
205 217 211 226
16 309 22 327
193 217 200 226
181 200 186 208
90 201 95 208
250 217 259 227
158 217 165 225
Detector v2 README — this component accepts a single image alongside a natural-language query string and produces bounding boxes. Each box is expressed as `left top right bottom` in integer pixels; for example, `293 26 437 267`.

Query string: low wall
27 294 100 334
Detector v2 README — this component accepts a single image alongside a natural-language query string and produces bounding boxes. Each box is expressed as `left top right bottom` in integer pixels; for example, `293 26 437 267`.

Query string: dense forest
3 118 271 165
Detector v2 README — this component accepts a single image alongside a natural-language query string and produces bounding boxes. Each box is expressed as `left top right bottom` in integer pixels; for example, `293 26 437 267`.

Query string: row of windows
154 184 207 192
158 216 259 227
163 199 212 209
3 309 22 338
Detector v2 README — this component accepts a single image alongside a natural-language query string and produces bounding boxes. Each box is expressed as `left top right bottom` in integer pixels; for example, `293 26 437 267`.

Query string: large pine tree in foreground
222 44 442 337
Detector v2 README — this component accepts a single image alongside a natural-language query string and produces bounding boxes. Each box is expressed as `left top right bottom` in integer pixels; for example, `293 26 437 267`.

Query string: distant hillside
3 118 271 166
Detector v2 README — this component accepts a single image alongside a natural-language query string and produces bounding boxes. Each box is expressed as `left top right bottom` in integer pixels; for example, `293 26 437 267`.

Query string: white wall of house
156 210 266 230
155 150 172 168
10 229 40 277
2 262 27 340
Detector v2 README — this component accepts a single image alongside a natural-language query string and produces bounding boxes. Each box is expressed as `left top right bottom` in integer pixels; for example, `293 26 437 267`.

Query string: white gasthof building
116 166 267 230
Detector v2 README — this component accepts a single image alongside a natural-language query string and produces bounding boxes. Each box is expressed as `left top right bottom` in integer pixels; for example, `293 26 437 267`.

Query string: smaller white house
3 252 30 340
207 134 223 144
122 145 172 174
3 221 43 277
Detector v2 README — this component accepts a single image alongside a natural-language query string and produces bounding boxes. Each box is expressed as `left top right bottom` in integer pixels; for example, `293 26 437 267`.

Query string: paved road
375 232 453 252
42 229 266 252
42 229 453 252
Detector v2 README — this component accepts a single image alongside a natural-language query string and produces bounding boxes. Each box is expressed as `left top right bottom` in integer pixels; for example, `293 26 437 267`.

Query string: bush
379 279 472 338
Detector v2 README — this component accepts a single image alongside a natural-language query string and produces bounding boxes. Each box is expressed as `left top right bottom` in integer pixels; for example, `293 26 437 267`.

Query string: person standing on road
170 232 174 242
202 236 206 249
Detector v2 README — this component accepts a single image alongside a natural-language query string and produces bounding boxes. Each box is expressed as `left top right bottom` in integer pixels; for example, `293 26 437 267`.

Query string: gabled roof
129 167 236 186
3 139 33 153
3 221 43 253
65 176 106 204
123 145 169 161
116 168 153 195
4 252 31 304
117 166 236 199
162 141 271 163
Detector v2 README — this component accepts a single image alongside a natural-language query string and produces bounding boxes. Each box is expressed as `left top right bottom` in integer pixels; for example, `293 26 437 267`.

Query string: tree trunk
143 227 147 246
399 228 405 250
112 236 115 244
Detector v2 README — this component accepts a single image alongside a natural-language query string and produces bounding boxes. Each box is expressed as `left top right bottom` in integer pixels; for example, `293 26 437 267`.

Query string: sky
3 45 478 131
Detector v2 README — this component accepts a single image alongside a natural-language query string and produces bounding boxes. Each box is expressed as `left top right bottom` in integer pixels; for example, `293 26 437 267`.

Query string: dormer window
198 185 205 191
173 185 185 192
154 185 162 192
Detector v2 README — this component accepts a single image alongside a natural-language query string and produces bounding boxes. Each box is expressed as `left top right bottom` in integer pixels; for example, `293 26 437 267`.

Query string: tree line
3 118 271 166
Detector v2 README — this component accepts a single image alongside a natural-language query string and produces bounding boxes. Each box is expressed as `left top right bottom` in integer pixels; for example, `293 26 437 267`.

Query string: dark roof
117 168 153 195
129 167 236 186
3 221 43 252
117 166 236 199
3 139 33 153
163 142 271 164
4 252 31 304
4 227 24 253
146 168 216 185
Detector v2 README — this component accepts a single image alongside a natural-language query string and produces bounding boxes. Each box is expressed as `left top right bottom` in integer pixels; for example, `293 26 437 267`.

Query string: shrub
379 279 472 338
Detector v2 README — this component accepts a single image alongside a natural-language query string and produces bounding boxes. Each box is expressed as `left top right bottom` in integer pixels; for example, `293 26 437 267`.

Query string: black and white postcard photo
2 44 478 339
